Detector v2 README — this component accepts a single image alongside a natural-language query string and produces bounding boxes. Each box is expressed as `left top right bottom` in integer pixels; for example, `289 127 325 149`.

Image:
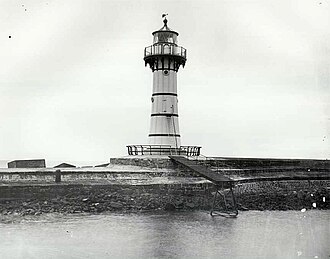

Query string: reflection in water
145 212 236 258
0 211 328 259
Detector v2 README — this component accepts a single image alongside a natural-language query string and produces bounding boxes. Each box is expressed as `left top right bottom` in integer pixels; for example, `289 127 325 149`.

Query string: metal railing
144 44 186 59
127 145 201 156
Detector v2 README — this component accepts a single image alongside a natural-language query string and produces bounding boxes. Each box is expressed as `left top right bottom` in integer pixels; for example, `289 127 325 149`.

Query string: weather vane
162 13 168 25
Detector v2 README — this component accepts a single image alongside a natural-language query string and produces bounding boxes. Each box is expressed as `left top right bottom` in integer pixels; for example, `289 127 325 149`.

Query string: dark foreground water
0 210 328 259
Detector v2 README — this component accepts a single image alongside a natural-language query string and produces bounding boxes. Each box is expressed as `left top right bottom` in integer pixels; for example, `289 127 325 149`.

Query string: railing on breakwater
126 145 201 156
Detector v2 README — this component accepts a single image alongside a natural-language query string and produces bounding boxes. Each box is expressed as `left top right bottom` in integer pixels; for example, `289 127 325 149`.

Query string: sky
0 0 329 165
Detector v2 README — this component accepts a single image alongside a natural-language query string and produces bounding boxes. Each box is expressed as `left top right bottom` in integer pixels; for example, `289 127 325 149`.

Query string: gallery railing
144 44 186 59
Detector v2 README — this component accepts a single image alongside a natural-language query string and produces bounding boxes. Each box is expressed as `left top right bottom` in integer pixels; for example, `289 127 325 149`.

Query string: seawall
0 156 329 215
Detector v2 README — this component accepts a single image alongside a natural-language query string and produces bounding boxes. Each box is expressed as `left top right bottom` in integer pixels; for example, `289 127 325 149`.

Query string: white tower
126 16 201 156
144 16 186 148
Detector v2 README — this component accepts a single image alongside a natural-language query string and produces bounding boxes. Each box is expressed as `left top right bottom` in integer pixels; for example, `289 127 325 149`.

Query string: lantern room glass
153 32 178 44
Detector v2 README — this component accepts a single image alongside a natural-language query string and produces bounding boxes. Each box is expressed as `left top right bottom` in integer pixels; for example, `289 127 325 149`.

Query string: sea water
0 210 328 259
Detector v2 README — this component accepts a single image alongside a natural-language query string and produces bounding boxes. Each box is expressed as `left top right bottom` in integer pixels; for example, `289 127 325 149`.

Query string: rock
26 208 35 215
174 199 184 209
237 203 249 211
109 202 123 209
96 207 104 213
186 202 195 209
164 203 176 211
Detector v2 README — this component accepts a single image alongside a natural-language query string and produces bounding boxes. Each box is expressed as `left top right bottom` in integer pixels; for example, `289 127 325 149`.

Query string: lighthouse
145 16 185 147
127 16 201 156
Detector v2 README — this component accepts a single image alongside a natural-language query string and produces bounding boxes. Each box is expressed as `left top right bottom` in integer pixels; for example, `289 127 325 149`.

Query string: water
0 211 328 259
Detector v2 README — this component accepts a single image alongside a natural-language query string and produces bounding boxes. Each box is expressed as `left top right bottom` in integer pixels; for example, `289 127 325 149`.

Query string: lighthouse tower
127 16 201 156
145 16 186 147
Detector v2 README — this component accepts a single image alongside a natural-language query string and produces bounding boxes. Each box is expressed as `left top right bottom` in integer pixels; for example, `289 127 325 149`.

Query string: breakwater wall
0 156 329 215
200 157 330 171
0 183 214 215
109 157 176 169
0 180 328 216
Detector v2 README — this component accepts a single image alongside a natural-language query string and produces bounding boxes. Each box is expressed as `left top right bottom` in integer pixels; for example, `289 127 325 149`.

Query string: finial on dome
162 13 168 26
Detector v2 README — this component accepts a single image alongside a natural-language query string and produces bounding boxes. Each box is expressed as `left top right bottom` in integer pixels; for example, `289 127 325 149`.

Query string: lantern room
152 18 178 44
144 17 186 72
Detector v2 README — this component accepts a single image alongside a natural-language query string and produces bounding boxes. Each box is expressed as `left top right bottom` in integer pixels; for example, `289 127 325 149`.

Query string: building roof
95 163 110 168
152 17 179 36
54 163 76 168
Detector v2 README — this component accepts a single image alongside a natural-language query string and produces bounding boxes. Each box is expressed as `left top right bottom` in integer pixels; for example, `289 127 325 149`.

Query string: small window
164 44 170 54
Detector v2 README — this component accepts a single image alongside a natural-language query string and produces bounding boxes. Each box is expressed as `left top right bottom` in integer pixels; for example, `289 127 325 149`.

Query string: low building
8 159 46 168
54 163 76 168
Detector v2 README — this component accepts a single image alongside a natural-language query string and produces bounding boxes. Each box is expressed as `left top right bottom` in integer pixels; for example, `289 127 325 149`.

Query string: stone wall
0 183 215 215
203 157 330 169
234 180 329 210
0 168 204 184
109 156 330 170
109 157 176 169
0 180 328 215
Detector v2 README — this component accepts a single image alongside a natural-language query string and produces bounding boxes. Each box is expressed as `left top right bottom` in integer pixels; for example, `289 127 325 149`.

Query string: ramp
169 155 233 186
169 155 238 217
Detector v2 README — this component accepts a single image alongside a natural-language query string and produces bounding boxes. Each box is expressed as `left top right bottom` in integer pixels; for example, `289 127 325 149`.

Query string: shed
8 159 46 168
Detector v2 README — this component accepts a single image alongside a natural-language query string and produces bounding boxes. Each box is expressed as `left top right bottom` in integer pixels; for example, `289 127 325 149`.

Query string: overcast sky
0 0 329 164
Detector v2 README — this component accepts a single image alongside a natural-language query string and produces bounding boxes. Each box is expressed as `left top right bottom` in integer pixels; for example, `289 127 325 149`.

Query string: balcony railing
127 145 200 156
144 44 186 59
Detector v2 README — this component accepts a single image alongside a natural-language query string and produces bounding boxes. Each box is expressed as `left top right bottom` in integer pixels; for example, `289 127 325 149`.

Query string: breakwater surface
0 210 328 258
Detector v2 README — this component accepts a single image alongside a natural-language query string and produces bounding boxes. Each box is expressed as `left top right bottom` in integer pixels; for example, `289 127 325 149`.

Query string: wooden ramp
169 155 238 217
169 156 233 185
